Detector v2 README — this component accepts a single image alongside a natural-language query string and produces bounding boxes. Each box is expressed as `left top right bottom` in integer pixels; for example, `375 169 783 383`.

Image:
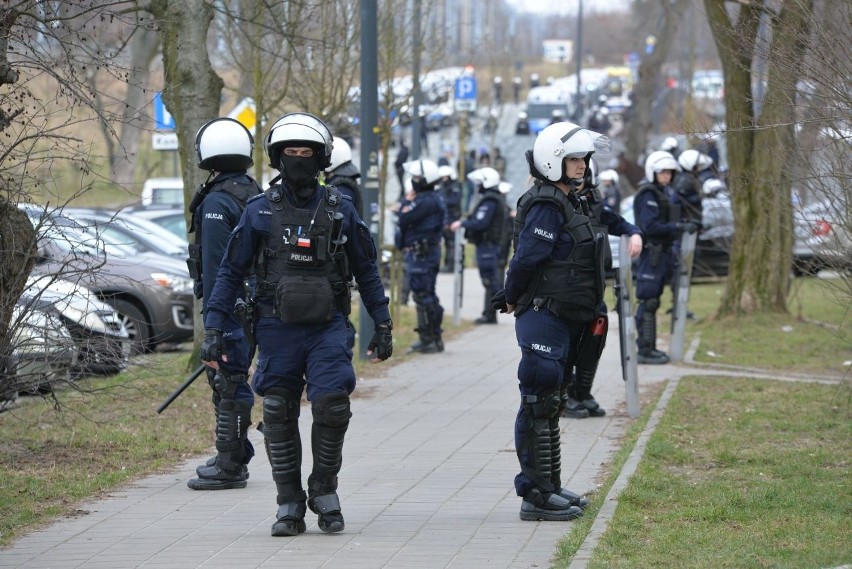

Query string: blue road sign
153 92 176 130
454 76 478 112
455 76 477 101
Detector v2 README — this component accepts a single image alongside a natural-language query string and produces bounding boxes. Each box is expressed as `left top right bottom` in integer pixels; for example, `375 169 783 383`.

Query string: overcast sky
505 0 630 15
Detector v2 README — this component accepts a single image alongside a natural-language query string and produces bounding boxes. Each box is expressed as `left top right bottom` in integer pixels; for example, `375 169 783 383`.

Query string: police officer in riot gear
201 112 392 537
450 167 509 325
397 159 447 353
491 121 608 521
186 117 263 491
436 165 463 272
562 159 643 419
674 149 713 225
633 151 698 365
324 136 364 217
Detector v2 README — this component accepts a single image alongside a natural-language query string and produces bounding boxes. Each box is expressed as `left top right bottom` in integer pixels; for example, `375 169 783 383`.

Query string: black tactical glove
491 289 509 313
200 328 225 362
676 221 700 234
368 320 393 361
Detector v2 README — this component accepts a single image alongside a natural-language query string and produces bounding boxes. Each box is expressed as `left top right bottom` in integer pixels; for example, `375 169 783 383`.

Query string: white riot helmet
195 118 253 172
599 169 619 184
702 178 726 197
403 159 441 188
325 137 353 173
467 167 501 191
498 181 512 194
677 149 714 172
438 165 456 180
660 136 679 152
644 150 680 184
529 122 611 183
264 112 333 171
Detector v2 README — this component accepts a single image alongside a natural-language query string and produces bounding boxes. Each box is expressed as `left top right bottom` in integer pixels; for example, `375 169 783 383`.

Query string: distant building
543 39 574 63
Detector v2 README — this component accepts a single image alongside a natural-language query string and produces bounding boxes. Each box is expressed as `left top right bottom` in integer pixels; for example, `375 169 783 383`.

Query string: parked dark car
23 206 194 354
63 207 188 259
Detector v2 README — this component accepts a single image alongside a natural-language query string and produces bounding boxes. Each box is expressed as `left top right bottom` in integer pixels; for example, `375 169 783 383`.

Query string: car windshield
526 103 568 120
44 224 133 258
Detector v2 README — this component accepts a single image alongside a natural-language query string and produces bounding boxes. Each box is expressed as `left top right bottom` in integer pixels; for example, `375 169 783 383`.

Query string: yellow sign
228 98 257 131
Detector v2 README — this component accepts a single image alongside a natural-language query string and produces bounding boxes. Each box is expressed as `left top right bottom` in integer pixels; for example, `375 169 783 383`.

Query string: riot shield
617 235 640 418
669 230 698 362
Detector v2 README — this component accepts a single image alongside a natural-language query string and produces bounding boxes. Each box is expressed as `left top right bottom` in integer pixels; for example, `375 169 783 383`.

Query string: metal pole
410 0 423 159
358 0 379 359
574 0 584 121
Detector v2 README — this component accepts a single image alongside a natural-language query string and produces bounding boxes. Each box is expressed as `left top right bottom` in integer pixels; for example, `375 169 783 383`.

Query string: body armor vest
636 182 680 246
465 191 507 245
187 177 261 289
326 176 363 219
513 183 603 321
255 186 352 323
588 199 614 271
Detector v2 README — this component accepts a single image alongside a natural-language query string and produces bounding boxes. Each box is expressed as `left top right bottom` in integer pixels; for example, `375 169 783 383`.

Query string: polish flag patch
297 237 311 248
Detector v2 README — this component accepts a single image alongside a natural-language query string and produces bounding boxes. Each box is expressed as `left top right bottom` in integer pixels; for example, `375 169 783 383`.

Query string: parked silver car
21 276 131 375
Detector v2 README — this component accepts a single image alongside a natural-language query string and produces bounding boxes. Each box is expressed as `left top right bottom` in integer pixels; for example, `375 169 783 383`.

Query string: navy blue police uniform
563 188 641 418
461 188 507 323
438 176 463 272
633 180 681 359
503 183 601 510
186 171 262 490
397 186 447 351
204 181 390 535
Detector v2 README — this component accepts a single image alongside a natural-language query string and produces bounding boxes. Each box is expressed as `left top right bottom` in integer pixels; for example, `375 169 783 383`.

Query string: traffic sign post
454 76 478 112
153 92 176 130
228 97 257 131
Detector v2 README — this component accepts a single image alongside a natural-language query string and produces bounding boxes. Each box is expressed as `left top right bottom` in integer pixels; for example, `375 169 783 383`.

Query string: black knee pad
311 392 351 428
645 297 661 313
263 394 301 438
412 291 429 305
522 390 561 420
213 371 247 400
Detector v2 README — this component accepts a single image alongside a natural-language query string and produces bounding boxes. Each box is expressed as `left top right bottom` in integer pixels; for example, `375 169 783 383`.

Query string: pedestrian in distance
491 121 608 521
562 159 643 419
394 138 409 200
436 165 463 273
633 151 699 364
450 166 510 325
324 136 366 350
396 158 447 354
186 117 263 491
324 136 364 218
200 112 393 537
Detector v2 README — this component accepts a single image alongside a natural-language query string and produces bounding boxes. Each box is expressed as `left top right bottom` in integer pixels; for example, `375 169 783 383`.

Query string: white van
141 177 184 207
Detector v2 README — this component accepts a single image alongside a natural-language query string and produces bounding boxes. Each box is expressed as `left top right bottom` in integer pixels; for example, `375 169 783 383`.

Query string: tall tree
623 0 691 176
705 0 815 315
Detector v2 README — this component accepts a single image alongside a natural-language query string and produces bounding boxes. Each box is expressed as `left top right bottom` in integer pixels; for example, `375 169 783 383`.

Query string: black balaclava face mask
280 151 320 198
411 177 429 192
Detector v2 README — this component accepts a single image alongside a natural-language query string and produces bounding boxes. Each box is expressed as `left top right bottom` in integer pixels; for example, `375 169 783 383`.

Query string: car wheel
111 299 151 355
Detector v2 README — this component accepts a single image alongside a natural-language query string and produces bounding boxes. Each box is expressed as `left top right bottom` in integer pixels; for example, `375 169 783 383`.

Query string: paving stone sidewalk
0 270 675 569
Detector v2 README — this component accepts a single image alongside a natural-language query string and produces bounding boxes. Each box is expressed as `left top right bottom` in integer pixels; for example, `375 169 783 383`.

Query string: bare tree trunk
148 0 223 352
112 24 161 189
706 0 814 315
623 0 690 171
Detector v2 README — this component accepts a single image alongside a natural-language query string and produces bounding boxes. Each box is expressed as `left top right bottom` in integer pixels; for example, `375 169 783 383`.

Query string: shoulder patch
531 226 555 241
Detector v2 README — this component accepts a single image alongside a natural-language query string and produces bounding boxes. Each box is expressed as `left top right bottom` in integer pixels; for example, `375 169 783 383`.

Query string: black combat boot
187 398 251 490
408 304 440 354
571 366 606 417
474 290 498 324
263 393 307 537
549 411 590 509
517 392 584 521
637 310 669 365
307 393 351 534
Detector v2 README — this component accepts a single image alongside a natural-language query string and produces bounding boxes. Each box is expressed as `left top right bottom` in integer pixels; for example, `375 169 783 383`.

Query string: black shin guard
263 391 307 536
308 392 351 533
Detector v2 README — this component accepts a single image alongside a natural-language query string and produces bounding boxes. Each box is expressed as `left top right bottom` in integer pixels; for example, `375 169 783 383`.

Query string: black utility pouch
187 243 202 280
274 274 334 324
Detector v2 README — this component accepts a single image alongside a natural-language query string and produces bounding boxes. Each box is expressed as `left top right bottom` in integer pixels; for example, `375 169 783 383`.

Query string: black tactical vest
588 199 614 271
465 190 508 245
512 183 603 321
187 176 262 290
255 186 352 323
635 182 680 246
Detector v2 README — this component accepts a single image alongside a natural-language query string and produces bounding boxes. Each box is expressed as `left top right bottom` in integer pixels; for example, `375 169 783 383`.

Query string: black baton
156 365 206 414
